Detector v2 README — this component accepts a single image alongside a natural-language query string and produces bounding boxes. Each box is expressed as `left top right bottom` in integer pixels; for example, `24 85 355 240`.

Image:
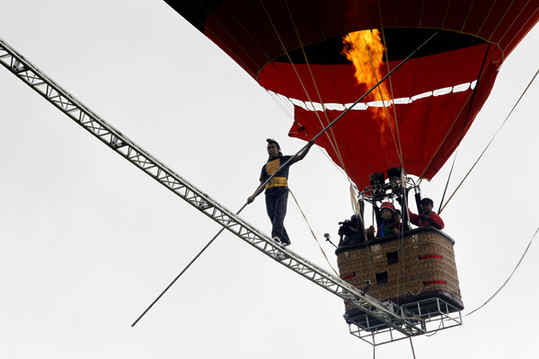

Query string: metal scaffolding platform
349 297 463 346
0 37 463 345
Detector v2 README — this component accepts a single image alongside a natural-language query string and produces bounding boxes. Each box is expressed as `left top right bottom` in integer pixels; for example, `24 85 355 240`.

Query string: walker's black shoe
280 240 291 247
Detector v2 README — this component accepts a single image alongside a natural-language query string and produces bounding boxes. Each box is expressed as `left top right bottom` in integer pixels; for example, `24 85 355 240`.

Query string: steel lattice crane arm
0 37 426 339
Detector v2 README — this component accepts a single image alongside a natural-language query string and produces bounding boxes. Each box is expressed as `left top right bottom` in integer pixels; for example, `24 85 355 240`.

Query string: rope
437 152 458 214
486 0 518 62
371 5 411 299
377 2 406 172
397 188 410 303
440 0 452 28
418 43 491 183
460 0 476 32
439 68 538 214
289 189 339 276
502 8 538 54
466 226 539 317
497 0 532 45
364 29 406 171
463 45 492 130
409 337 417 359
283 0 350 175
418 95 473 185
260 0 347 169
477 0 497 35
487 0 516 41
265 89 356 187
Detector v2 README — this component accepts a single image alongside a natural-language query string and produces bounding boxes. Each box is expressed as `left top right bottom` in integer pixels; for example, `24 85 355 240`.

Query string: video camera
338 214 364 246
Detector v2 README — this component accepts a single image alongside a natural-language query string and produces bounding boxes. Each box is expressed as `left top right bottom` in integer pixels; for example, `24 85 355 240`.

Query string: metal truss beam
0 37 426 339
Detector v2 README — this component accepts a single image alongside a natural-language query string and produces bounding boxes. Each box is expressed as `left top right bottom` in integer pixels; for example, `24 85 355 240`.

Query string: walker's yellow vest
264 158 288 189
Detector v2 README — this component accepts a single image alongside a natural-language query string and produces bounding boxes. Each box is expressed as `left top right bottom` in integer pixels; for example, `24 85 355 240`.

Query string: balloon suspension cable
131 31 438 327
418 43 491 186
409 337 417 359
439 68 538 214
437 152 458 214
465 226 539 317
267 89 356 187
289 189 339 276
264 0 349 173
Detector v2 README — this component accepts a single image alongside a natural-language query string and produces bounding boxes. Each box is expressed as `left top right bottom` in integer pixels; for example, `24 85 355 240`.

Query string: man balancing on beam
247 139 314 247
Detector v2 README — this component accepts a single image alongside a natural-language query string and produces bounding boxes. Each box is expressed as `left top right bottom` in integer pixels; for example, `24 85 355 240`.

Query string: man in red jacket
409 197 444 230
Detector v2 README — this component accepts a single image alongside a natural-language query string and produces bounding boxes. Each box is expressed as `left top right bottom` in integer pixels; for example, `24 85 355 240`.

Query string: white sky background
0 1 537 358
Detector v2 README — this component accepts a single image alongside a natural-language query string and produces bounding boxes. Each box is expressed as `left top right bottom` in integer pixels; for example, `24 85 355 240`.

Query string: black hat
266 138 280 150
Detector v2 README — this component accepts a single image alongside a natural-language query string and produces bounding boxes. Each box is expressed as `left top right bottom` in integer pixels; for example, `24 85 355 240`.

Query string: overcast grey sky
1 1 538 358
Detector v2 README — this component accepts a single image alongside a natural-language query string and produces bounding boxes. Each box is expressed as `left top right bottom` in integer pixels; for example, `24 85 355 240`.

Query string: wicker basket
336 227 463 313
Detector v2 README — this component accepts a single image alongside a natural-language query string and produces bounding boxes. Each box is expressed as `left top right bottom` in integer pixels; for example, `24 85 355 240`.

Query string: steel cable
466 226 539 317
289 188 339 276
439 68 538 213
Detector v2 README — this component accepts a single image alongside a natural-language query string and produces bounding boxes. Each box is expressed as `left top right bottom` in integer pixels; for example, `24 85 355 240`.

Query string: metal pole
131 203 248 327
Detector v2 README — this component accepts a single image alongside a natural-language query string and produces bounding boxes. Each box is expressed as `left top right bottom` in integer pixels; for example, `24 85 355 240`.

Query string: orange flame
342 29 391 134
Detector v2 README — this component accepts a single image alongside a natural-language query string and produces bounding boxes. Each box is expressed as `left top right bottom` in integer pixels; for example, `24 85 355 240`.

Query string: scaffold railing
350 297 463 346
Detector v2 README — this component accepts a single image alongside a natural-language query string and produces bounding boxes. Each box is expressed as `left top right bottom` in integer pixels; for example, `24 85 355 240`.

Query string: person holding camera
408 197 444 230
338 214 367 246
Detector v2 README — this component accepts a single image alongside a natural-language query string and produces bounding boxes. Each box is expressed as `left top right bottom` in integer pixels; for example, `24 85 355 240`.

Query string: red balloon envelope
165 0 537 188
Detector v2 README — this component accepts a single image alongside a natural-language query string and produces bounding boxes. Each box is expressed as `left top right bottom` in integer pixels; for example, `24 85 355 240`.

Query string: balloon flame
342 29 391 134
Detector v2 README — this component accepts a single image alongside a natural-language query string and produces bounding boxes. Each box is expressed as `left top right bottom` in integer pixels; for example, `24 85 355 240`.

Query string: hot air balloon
165 0 536 185
165 0 537 335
